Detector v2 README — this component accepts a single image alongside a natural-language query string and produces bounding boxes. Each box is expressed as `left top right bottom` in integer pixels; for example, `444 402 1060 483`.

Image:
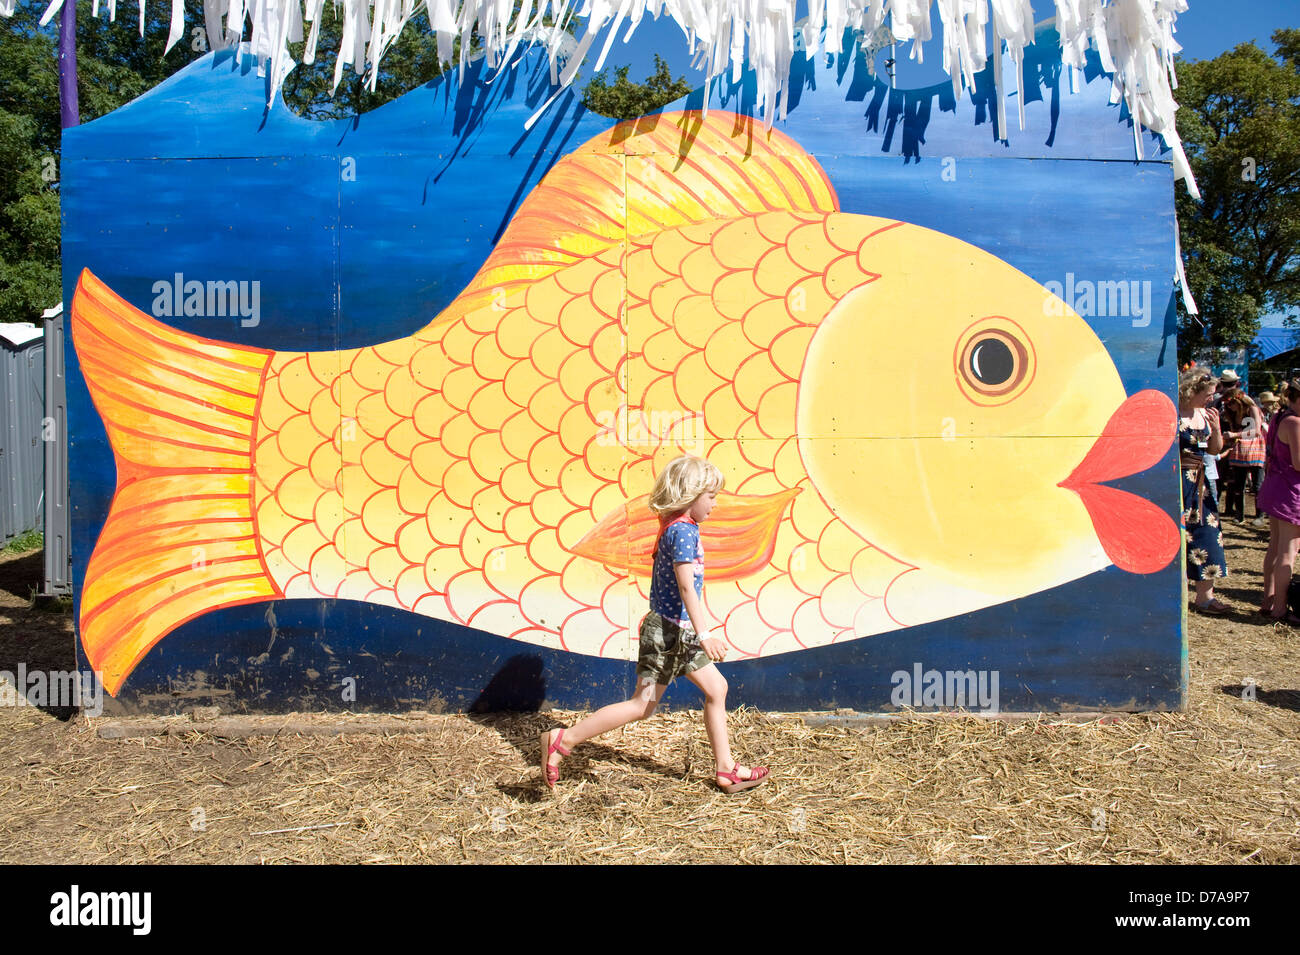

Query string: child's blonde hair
648 455 724 516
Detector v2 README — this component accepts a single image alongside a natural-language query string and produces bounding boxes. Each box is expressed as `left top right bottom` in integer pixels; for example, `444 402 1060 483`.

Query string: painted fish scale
257 356 323 593
618 208 918 654
240 244 638 652
624 209 885 437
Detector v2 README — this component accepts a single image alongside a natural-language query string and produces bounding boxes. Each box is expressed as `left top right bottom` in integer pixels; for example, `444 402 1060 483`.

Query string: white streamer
12 0 1197 193
1174 214 1198 315
36 0 64 26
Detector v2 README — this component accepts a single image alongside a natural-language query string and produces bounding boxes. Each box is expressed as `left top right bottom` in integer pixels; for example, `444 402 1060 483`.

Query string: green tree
0 1 206 320
1176 29 1300 364
581 54 693 120
0 109 59 319
281 7 448 120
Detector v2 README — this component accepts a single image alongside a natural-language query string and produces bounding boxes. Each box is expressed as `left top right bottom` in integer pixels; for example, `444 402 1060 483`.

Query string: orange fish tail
70 269 281 695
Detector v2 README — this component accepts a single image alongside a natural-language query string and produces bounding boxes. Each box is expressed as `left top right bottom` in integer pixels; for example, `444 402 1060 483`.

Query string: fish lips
1058 389 1180 574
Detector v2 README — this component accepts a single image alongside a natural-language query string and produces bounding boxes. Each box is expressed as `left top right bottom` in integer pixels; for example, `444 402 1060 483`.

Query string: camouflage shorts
636 611 712 685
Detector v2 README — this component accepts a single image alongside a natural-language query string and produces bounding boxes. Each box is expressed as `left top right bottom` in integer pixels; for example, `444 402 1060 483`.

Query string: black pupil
970 339 1013 385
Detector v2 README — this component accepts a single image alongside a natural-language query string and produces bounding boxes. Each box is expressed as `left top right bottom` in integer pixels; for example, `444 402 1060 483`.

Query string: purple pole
58 0 79 128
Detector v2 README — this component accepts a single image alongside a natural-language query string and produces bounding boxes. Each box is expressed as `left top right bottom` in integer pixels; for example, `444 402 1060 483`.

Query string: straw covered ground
0 519 1297 864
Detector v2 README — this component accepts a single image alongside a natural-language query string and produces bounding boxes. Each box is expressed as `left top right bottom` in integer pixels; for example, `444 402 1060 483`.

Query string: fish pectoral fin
572 489 800 582
71 268 280 695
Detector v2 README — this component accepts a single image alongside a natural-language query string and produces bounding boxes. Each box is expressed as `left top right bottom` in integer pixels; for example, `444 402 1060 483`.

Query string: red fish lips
1058 390 1179 574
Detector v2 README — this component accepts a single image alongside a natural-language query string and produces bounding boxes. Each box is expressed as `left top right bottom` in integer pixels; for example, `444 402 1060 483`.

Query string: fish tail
70 268 281 695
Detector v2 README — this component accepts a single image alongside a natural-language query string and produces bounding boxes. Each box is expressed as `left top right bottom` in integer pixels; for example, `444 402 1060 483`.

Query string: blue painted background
63 24 1185 714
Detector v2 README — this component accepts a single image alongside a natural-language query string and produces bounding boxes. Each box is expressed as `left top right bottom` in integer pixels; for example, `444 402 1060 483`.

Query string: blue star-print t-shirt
648 518 703 625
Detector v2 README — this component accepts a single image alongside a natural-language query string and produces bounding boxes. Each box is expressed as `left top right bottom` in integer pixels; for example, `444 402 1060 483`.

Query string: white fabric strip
1174 214 1199 316
18 0 1198 194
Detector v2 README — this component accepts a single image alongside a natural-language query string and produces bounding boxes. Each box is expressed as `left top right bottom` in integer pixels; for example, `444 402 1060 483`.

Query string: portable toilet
0 322 45 545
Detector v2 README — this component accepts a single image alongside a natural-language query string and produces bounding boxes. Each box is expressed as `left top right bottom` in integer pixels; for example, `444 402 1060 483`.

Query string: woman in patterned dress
1178 369 1228 614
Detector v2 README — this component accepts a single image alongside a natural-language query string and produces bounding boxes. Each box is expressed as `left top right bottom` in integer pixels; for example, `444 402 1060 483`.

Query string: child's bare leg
685 664 758 781
546 678 666 773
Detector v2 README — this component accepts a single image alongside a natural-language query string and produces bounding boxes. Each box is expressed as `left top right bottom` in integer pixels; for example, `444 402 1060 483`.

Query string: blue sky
1174 0 1296 61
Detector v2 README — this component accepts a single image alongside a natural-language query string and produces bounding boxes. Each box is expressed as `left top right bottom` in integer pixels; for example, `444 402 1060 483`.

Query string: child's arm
674 562 726 662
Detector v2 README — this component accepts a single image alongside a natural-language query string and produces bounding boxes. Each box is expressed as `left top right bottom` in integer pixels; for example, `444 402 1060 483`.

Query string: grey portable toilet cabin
0 321 45 545
41 302 71 596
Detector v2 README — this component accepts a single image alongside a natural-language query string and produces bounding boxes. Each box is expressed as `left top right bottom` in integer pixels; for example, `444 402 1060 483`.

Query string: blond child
540 454 769 794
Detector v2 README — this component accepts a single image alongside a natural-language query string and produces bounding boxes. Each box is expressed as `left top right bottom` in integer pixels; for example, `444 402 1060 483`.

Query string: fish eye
954 318 1035 406
969 339 1014 385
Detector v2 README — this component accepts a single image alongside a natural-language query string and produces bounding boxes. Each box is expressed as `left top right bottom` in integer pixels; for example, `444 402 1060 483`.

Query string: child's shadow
467 711 692 802
462 653 700 799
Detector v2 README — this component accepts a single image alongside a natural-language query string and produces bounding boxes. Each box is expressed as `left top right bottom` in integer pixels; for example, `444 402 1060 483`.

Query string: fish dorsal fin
440 111 840 319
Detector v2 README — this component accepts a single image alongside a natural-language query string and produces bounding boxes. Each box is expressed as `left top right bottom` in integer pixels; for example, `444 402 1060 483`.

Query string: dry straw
0 521 1296 864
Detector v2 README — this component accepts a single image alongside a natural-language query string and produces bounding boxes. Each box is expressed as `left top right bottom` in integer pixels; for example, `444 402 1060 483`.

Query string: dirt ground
0 515 1296 865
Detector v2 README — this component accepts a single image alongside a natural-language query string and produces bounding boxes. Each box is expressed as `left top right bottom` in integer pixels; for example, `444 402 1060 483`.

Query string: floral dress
1180 417 1226 580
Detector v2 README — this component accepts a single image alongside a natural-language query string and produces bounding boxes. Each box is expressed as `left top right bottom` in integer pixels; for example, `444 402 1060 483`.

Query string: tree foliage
581 54 693 120
1176 29 1300 364
0 1 205 320
280 7 448 120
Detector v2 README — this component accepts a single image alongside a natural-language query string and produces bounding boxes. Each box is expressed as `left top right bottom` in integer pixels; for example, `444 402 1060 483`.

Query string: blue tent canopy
1254 327 1300 361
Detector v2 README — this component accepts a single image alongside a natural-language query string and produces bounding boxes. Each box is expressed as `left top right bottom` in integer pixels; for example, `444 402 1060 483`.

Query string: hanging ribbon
18 0 1198 195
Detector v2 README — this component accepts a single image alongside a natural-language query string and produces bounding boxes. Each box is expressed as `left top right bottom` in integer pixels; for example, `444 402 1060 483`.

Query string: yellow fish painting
71 111 1179 695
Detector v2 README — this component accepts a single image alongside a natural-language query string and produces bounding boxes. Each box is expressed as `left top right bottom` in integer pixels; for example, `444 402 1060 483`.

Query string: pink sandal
539 729 570 789
716 762 769 794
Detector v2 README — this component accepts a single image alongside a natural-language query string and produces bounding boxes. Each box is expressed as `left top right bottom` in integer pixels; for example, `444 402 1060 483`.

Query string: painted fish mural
71 111 1179 695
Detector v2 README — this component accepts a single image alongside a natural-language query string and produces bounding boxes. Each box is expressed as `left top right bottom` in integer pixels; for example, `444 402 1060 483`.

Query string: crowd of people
1178 366 1300 622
